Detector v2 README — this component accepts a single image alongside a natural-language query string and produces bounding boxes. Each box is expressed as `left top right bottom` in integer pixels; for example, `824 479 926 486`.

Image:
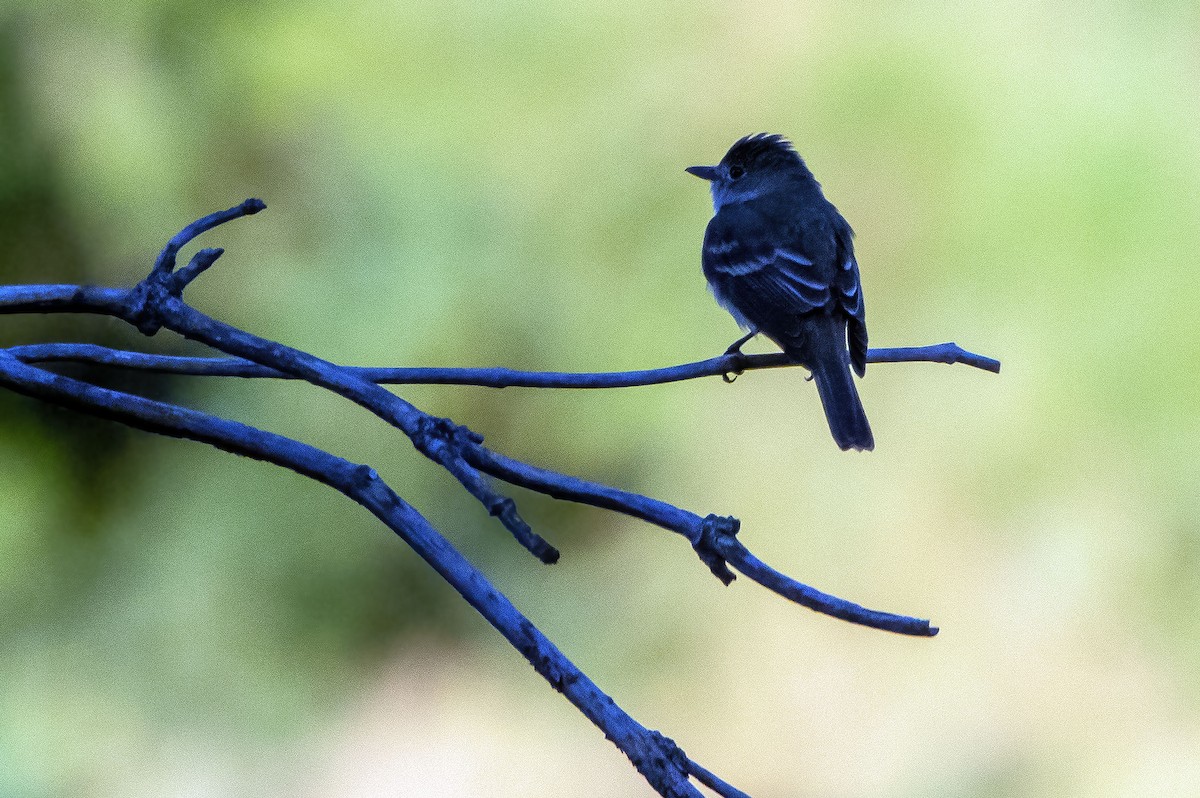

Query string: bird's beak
685 165 719 181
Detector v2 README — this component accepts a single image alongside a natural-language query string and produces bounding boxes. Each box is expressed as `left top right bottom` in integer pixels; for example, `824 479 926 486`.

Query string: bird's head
686 133 810 211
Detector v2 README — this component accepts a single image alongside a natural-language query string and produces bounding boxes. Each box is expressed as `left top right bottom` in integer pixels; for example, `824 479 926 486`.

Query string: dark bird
687 133 873 451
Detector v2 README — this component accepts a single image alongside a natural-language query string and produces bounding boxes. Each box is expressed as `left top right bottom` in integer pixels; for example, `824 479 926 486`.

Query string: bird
686 133 873 451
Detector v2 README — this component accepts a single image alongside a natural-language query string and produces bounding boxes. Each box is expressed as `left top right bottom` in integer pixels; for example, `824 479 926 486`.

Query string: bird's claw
721 330 757 383
723 330 758 356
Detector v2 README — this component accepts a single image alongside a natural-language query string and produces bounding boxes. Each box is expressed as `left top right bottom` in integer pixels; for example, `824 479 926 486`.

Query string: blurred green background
2 0 1199 795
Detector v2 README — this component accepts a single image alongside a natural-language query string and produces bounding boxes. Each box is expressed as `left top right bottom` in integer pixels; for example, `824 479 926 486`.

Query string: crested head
721 133 806 172
686 132 814 211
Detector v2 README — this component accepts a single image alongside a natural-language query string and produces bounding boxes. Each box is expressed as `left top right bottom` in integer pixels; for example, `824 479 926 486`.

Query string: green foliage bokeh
2 1 1198 795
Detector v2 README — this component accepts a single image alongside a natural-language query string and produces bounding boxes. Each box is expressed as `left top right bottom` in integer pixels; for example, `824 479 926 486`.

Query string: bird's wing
702 221 832 318
703 208 869 373
831 216 868 376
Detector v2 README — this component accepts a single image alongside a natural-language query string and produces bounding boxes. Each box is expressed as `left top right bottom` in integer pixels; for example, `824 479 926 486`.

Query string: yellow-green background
2 1 1198 795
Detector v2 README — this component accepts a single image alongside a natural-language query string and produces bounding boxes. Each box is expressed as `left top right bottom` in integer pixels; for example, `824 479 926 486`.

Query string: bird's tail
810 358 874 451
800 324 874 452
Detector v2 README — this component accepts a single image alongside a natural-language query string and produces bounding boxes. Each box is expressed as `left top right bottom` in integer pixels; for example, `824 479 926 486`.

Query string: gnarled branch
0 351 716 797
0 200 1000 796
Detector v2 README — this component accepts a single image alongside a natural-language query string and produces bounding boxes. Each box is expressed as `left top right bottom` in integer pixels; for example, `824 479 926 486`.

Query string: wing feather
701 202 866 369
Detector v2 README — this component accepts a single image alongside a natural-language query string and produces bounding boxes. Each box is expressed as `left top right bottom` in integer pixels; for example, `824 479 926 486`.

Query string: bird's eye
728 165 745 180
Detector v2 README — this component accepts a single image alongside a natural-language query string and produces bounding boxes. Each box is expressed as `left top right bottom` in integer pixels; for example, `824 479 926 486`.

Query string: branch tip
413 417 557 563
867 342 1001 374
169 247 226 292
152 199 268 278
491 497 560 564
715 533 939 636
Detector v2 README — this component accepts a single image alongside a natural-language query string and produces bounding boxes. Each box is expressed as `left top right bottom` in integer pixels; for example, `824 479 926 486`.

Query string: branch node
694 514 740 585
488 495 512 517
415 416 559 564
414 414 481 449
646 730 689 773
351 463 380 489
124 275 172 336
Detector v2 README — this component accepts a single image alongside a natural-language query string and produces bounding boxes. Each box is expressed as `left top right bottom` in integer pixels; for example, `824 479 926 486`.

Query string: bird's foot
723 330 758 356
721 330 757 383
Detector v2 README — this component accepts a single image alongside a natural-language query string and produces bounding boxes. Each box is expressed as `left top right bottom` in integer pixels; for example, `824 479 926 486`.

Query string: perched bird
687 133 873 451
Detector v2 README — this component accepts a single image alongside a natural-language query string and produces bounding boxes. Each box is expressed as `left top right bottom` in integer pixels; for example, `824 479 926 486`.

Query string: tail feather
809 355 874 452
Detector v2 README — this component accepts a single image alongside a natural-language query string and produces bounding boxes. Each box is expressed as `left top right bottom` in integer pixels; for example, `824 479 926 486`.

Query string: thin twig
152 198 264 276
465 448 937 636
6 341 1000 386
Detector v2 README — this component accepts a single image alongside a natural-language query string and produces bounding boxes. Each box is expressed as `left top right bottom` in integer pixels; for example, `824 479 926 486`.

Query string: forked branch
0 200 1001 796
0 352 714 798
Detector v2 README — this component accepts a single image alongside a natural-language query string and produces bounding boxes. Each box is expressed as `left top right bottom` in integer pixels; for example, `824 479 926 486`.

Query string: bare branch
0 201 940 633
6 341 1000 386
0 288 936 630
464 447 937 636
152 198 264 276
0 352 712 797
0 199 983 794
